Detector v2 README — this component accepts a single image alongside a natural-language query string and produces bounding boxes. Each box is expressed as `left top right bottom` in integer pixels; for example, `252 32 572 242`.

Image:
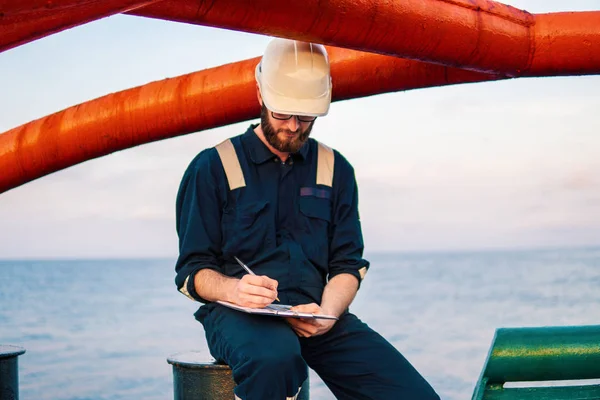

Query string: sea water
1 247 599 399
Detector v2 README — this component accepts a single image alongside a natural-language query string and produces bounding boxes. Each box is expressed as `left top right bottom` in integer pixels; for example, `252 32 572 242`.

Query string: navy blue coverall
175 125 439 400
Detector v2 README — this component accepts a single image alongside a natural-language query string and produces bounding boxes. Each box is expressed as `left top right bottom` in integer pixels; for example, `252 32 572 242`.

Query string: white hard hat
256 38 332 117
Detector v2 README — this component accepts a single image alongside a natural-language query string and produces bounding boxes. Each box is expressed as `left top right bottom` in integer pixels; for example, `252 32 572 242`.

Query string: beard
261 104 314 154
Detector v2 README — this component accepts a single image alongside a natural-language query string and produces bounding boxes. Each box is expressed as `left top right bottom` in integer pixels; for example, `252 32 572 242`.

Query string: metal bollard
167 351 309 400
0 345 26 400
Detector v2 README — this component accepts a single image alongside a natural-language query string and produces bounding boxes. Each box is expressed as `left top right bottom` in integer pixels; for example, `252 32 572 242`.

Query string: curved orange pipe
130 0 600 76
0 0 163 53
1 1 111 16
0 48 497 194
5 1 600 77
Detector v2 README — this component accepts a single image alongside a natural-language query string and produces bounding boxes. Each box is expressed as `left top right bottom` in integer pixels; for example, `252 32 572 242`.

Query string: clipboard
216 301 338 320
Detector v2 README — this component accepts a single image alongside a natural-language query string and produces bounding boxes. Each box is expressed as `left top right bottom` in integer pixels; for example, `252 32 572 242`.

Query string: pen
234 256 280 302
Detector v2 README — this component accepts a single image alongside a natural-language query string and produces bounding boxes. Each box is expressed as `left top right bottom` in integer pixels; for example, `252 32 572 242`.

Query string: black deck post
167 351 309 400
0 345 26 400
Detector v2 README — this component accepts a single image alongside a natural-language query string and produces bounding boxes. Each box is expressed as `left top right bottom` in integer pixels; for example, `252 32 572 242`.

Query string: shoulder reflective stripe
215 139 246 190
316 141 334 187
359 266 368 280
178 275 195 301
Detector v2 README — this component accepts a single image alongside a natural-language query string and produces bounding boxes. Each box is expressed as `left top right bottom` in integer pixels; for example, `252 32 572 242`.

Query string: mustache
277 128 300 135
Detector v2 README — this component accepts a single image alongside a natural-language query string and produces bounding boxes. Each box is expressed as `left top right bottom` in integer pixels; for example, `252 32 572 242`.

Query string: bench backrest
472 325 600 400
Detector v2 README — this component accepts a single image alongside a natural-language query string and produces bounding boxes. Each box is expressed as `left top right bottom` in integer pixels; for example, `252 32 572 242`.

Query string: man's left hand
285 303 337 338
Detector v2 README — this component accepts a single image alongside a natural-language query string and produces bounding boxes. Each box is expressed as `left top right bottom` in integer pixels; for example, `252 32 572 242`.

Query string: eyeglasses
271 112 317 123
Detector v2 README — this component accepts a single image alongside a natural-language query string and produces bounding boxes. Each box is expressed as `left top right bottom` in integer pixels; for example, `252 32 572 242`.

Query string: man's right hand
229 274 278 308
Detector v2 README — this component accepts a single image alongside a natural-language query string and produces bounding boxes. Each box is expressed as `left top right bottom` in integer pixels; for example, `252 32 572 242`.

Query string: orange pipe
0 0 163 53
1 1 109 16
3 0 599 75
528 13 600 76
0 48 498 194
130 0 600 77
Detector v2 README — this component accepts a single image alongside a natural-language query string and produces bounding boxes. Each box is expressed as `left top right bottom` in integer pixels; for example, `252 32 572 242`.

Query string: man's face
261 104 315 154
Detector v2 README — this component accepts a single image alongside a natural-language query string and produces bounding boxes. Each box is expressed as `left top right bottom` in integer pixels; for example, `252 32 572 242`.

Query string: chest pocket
222 200 272 264
298 196 332 268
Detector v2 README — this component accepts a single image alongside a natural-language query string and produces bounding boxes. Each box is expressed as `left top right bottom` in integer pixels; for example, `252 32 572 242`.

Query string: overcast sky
0 0 599 258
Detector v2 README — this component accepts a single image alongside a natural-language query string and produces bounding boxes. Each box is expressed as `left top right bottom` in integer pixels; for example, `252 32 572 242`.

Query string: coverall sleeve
174 149 224 303
328 153 370 286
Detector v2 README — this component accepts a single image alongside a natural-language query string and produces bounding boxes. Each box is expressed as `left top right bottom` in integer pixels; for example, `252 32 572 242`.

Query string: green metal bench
472 325 600 400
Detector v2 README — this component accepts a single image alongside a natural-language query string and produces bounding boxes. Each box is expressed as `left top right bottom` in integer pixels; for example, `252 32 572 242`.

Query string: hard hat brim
256 65 331 117
261 87 331 117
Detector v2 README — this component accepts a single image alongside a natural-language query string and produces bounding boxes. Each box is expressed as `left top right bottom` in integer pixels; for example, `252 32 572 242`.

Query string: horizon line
1 243 598 262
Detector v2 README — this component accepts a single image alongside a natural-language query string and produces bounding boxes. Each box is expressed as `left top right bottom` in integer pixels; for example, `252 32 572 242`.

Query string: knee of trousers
232 348 307 396
245 349 307 381
232 349 307 399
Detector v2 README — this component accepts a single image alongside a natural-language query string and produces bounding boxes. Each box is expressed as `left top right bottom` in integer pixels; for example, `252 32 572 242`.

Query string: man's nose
286 116 300 131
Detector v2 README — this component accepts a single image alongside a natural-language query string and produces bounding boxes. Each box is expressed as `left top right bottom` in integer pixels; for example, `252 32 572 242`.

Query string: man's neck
253 124 289 163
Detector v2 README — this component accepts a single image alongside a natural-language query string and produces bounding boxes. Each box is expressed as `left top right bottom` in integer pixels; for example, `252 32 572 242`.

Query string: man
175 38 439 400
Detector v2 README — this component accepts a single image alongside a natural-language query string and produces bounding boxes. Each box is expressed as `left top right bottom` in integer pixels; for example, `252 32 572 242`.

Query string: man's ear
256 83 263 107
